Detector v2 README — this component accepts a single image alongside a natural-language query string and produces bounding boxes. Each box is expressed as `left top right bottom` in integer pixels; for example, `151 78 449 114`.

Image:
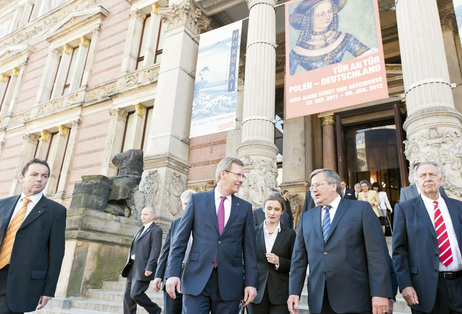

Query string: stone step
86 289 163 304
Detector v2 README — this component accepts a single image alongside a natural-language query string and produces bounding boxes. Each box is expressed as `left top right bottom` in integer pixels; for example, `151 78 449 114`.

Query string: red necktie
215 196 226 268
433 201 453 267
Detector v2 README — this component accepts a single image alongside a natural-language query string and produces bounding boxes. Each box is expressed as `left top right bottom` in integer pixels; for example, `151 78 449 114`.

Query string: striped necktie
0 197 31 269
322 205 332 242
433 201 453 267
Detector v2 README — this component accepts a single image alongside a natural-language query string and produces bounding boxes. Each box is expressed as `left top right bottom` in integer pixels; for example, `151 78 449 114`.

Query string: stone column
142 4 161 67
68 36 90 92
318 113 336 171
237 0 278 208
143 0 209 231
10 133 39 195
45 126 70 196
124 104 146 149
101 108 128 176
51 44 72 99
35 130 51 160
396 0 462 198
36 49 61 103
56 120 80 199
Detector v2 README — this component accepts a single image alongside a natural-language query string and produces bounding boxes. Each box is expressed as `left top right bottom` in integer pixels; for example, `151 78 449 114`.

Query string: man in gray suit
122 207 162 314
288 168 393 314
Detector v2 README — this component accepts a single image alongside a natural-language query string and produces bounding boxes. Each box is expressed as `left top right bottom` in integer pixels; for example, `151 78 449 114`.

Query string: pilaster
101 108 128 176
318 112 337 171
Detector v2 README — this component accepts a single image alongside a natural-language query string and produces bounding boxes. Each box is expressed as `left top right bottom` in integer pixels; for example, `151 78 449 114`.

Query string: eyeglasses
309 182 330 191
225 170 246 180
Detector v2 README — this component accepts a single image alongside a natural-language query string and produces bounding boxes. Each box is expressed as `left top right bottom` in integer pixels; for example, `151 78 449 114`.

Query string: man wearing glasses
165 157 258 313
288 168 393 314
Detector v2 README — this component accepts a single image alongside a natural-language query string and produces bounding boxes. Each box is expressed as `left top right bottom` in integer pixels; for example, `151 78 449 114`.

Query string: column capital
160 0 210 35
40 130 51 142
135 103 146 117
23 133 39 143
59 125 69 136
63 44 72 54
318 112 335 127
110 108 129 120
151 3 159 15
0 74 8 83
11 68 20 77
80 36 90 47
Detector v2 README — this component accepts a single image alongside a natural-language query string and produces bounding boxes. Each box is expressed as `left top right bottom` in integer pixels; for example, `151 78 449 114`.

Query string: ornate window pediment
0 43 35 71
44 5 108 45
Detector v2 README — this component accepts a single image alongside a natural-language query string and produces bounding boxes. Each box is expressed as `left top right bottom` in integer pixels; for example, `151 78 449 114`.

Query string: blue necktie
322 205 332 242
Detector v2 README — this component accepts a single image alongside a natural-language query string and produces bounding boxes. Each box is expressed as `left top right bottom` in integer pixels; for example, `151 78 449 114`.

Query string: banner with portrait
285 0 388 118
190 21 242 138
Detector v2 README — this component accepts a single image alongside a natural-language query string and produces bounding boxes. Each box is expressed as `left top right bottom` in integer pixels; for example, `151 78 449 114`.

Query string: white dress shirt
321 195 342 225
214 189 231 227
421 194 462 271
8 192 43 228
263 221 281 253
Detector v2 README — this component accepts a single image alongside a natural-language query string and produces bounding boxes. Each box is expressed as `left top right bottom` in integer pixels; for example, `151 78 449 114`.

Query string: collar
214 188 231 203
420 192 443 205
21 192 43 205
143 221 154 229
264 221 281 235
325 194 341 209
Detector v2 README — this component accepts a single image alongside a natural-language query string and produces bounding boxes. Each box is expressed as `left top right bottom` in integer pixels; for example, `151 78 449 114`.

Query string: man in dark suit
153 189 196 314
122 206 162 314
393 161 462 313
399 162 447 202
165 157 258 313
0 158 66 314
340 179 356 200
282 190 294 229
288 168 393 314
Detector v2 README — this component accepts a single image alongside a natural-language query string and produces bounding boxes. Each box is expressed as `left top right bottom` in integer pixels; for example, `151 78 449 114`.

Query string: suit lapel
256 225 266 258
414 196 437 240
208 189 219 234
0 196 20 231
19 196 47 230
445 197 462 248
326 198 348 243
137 224 152 241
222 195 239 235
313 206 323 245
272 225 288 254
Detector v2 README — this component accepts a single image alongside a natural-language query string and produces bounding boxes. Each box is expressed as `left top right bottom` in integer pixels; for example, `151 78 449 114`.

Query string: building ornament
59 125 69 136
23 133 39 143
0 74 8 82
163 171 185 216
152 3 160 15
138 169 163 211
239 156 278 208
40 130 51 142
63 44 72 54
404 126 462 197
193 0 245 16
159 1 211 34
109 108 129 120
31 91 85 119
11 68 20 77
0 0 101 48
135 104 146 117
80 36 90 47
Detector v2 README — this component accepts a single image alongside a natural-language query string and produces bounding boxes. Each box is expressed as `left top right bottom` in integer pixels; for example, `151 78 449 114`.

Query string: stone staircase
29 237 411 314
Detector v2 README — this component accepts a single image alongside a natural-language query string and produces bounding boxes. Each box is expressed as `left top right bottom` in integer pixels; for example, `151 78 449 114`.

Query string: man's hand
287 295 300 314
372 296 389 314
144 270 152 277
388 298 393 313
242 286 257 306
402 286 419 305
153 278 162 292
37 296 52 310
166 276 181 299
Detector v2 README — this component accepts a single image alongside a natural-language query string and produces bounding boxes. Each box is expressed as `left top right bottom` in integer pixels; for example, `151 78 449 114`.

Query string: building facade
1 0 462 296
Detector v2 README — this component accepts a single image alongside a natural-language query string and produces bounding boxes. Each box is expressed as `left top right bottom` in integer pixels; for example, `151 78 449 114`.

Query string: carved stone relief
138 169 163 212
163 171 186 216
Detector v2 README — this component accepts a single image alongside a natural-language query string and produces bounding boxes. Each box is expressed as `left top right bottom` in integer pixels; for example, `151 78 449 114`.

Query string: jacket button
324 251 327 255
265 266 269 270
218 241 221 244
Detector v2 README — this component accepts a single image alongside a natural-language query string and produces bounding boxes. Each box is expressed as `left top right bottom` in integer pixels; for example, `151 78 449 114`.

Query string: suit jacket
165 188 258 301
342 188 356 200
253 223 295 305
253 207 290 229
0 195 66 312
289 198 393 313
399 183 447 202
284 199 294 229
155 217 181 284
392 195 462 312
122 222 162 281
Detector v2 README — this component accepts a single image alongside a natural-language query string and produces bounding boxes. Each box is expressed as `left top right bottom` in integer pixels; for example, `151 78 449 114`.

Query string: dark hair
371 182 381 191
263 192 286 212
21 158 50 176
282 189 289 195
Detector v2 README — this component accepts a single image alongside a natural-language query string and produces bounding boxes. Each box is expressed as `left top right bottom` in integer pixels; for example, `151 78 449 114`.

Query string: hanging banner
454 0 462 48
285 0 388 119
190 21 242 138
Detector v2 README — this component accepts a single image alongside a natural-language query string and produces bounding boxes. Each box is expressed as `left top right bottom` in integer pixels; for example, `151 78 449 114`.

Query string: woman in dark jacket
247 193 296 314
